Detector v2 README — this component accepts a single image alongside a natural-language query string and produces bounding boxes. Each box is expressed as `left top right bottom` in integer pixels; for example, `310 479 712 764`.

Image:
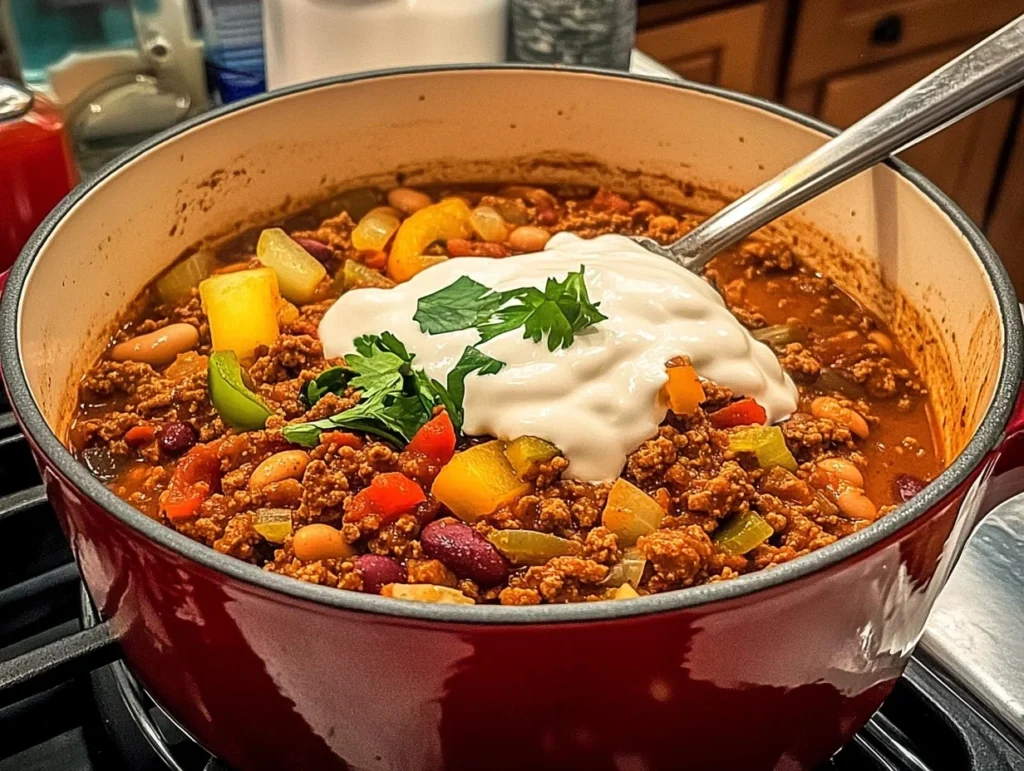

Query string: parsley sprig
284 333 503 448
413 266 607 351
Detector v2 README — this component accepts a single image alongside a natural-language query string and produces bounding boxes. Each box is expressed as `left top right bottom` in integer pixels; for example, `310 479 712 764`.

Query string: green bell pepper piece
208 350 273 430
714 512 774 556
728 425 798 472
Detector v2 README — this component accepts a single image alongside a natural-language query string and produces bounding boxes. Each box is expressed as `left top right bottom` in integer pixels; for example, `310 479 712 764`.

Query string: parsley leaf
445 346 505 414
301 366 353 407
284 335 503 448
415 266 606 351
344 350 406 394
413 276 505 335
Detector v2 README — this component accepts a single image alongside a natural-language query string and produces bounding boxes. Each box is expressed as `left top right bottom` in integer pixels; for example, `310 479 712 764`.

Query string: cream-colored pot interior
18 68 1005 462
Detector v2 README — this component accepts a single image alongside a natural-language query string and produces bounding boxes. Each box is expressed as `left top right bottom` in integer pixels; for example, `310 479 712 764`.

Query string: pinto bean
110 323 199 366
649 214 679 231
387 187 432 214
292 523 353 561
836 487 878 521
261 478 304 508
816 458 864 488
249 450 310 490
811 397 869 439
507 226 551 252
868 331 895 355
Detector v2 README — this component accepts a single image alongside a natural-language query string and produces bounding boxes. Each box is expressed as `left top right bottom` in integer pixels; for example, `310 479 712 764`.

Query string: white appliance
262 0 507 90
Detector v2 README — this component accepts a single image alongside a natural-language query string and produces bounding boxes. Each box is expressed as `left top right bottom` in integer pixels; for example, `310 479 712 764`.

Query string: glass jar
510 0 637 70
0 81 78 277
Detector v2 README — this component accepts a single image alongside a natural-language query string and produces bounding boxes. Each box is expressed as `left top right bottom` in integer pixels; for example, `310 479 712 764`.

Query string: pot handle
979 387 1024 517
0 619 120 708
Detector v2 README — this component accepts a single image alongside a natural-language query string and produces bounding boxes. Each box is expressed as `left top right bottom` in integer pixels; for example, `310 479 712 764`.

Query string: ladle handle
671 14 1024 269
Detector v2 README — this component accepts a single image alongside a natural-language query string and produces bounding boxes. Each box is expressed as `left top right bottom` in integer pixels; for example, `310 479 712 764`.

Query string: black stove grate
0 389 1021 771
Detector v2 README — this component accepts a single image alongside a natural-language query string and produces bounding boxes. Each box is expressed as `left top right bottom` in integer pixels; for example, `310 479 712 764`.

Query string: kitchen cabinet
815 43 1015 224
636 0 787 98
637 0 1024 293
987 116 1024 296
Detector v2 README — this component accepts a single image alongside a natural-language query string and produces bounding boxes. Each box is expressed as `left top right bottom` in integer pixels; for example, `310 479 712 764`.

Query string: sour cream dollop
319 233 798 481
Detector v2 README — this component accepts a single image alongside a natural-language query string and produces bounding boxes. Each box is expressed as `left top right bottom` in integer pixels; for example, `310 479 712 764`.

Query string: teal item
9 0 136 84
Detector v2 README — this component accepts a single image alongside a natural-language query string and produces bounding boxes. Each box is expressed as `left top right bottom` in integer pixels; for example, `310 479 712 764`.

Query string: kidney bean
355 554 406 595
110 323 199 366
893 474 927 502
421 519 508 586
158 422 197 456
294 237 334 264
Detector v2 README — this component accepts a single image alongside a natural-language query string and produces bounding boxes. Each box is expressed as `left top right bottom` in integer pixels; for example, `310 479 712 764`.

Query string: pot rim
3 64 1021 625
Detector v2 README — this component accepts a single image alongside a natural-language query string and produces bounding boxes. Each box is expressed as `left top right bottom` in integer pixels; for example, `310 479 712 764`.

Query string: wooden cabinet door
986 113 1024 297
636 3 778 96
817 44 1014 224
788 0 1022 94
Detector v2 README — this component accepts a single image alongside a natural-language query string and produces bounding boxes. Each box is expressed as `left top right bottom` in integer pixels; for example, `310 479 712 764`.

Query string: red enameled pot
2 67 1023 771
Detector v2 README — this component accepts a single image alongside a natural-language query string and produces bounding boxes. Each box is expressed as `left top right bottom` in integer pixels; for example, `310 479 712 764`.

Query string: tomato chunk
161 444 221 521
346 472 427 524
708 398 767 429
406 412 456 465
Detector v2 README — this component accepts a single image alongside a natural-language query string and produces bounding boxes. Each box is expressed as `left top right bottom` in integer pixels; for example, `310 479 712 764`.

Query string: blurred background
1 0 1023 291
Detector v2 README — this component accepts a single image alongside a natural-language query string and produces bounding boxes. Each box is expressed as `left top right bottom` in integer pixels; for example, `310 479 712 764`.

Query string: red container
2 68 1023 771
0 80 77 274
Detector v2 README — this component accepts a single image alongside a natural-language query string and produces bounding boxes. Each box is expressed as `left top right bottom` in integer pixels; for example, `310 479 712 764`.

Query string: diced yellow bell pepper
388 198 472 282
431 440 530 522
487 529 576 565
614 583 640 600
504 436 561 479
199 267 280 360
253 508 293 544
351 209 401 252
665 364 705 416
384 584 475 604
601 478 665 547
256 228 328 304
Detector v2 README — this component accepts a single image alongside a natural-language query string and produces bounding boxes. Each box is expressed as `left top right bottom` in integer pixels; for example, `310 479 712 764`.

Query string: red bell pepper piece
161 444 221 521
708 398 767 429
405 411 456 465
345 472 426 525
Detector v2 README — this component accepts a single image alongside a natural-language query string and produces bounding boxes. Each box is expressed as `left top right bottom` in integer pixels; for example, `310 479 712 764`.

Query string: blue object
195 0 266 102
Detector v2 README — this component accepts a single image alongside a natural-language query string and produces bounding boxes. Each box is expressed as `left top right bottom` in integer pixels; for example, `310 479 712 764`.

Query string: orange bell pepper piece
388 198 471 282
664 364 705 416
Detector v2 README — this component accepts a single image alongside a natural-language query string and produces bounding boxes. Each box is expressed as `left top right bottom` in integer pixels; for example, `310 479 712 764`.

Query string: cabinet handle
871 14 904 46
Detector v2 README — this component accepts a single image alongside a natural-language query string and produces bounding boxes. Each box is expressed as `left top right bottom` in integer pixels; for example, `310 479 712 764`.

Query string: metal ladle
636 14 1024 272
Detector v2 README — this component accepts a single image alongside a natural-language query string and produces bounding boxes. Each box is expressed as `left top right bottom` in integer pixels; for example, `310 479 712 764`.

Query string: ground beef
70 183 943 605
637 526 713 591
685 461 755 520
